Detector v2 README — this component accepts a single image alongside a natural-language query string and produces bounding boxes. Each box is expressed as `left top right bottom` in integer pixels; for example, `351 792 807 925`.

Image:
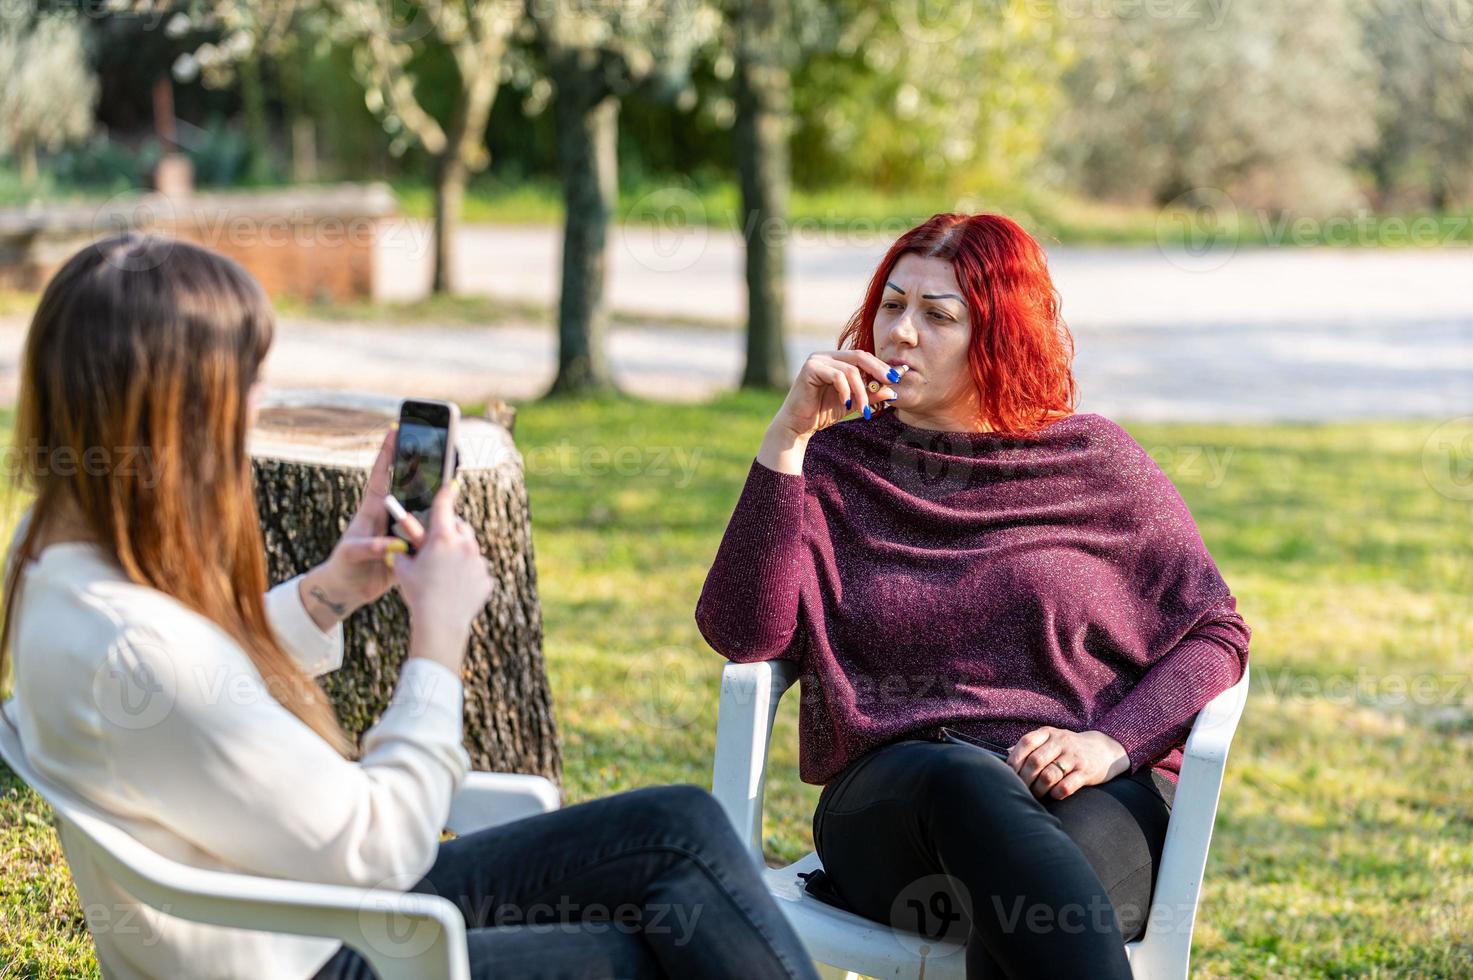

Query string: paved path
369 222 1473 420
376 222 1473 332
0 223 1466 421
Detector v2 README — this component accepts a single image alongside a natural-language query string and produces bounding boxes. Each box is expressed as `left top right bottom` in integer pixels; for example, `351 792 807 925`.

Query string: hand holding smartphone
387 399 460 555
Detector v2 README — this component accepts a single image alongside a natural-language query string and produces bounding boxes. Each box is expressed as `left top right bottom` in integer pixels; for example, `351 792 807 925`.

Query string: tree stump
247 389 561 786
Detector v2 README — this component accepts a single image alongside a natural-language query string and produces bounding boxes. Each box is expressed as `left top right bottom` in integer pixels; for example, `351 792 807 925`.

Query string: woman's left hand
1006 727 1131 802
299 427 422 630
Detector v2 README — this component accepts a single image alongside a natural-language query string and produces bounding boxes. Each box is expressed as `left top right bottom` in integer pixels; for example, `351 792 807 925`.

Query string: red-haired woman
697 213 1251 978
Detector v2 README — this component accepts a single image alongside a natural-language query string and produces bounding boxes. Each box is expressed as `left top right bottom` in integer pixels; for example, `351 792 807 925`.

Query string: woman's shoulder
1057 412 1155 462
1050 410 1127 440
17 550 246 676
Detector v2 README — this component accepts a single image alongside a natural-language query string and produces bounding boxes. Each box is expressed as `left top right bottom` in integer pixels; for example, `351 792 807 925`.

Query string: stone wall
0 183 396 303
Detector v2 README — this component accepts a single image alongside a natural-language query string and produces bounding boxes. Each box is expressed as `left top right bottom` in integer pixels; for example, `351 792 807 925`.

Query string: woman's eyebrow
885 281 966 307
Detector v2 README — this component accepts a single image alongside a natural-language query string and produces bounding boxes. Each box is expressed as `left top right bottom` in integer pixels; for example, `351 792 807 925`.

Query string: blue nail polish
845 398 852 410
887 367 901 383
863 405 872 420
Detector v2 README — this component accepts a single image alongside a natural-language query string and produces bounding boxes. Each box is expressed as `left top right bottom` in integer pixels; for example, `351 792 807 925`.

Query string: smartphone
937 726 1012 762
388 399 460 554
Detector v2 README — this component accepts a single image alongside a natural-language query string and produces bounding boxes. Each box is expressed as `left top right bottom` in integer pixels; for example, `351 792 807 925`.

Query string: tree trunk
17 138 37 186
239 52 272 184
430 56 500 297
432 152 467 295
291 115 318 183
248 390 561 784
548 57 619 397
735 0 792 390
279 50 318 183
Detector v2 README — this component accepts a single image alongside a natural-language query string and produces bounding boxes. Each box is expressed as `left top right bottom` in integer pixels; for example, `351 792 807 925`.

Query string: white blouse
6 515 469 979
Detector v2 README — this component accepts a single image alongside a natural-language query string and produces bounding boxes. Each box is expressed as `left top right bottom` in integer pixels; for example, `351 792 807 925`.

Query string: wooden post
248 390 560 785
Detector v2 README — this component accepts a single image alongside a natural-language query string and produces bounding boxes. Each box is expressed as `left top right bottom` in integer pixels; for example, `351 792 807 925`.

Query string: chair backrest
0 701 471 980
1130 660 1251 979
0 703 211 910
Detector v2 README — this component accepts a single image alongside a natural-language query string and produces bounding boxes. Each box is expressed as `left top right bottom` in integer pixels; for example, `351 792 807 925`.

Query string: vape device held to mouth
387 398 460 555
937 726 1013 762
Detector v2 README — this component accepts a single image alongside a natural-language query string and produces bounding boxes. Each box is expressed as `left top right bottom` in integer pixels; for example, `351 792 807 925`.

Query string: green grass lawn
2 395 1471 977
392 177 1473 250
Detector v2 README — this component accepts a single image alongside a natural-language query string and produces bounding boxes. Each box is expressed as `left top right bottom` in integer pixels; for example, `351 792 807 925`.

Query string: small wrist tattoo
310 586 350 619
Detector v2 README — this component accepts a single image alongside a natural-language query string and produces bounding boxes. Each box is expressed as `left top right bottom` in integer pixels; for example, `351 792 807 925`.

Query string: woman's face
872 253 981 430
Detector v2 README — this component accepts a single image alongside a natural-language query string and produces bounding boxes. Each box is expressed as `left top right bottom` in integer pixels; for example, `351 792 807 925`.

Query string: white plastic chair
0 702 560 980
711 660 1250 980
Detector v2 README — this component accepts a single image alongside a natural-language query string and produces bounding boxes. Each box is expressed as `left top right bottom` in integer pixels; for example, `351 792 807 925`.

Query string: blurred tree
0 9 97 185
726 0 820 390
1358 0 1473 210
527 0 717 397
173 2 315 183
787 0 1067 195
719 0 1062 389
1052 0 1377 212
332 0 523 293
179 1 514 290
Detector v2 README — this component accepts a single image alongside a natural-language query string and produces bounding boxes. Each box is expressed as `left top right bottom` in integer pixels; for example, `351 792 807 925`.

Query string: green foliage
1358 0 1473 209
1051 0 1378 212
0 9 98 181
46 135 162 192
182 115 258 186
790 0 1068 194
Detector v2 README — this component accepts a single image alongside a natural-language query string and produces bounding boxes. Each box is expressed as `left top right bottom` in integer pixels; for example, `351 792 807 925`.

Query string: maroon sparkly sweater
696 410 1251 787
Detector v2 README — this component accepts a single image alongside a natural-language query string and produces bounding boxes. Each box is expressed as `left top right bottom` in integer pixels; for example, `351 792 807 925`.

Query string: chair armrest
446 772 561 836
710 659 802 861
1133 662 1250 979
0 707 494 980
56 810 469 980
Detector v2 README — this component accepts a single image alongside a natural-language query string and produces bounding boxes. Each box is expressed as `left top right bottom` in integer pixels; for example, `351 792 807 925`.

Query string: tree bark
17 138 37 186
431 55 501 296
249 390 561 784
279 50 318 183
735 0 793 390
239 51 273 184
548 54 620 397
432 152 467 295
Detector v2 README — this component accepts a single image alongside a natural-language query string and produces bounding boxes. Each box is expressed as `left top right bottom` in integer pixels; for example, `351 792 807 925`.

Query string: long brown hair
1 233 352 756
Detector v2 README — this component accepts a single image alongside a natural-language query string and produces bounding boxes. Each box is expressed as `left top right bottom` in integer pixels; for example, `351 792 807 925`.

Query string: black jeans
313 785 819 980
812 739 1174 980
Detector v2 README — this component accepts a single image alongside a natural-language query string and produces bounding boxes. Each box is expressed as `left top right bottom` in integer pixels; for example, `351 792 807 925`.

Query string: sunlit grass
391 176 1473 250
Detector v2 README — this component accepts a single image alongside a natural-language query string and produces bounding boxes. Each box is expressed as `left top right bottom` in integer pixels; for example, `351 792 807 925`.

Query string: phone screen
391 405 450 514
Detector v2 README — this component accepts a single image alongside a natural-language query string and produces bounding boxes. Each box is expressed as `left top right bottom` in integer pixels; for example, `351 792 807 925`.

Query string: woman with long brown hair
2 234 819 980
698 213 1251 978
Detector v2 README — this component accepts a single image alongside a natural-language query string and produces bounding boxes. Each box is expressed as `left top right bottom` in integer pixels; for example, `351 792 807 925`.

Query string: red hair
837 213 1078 436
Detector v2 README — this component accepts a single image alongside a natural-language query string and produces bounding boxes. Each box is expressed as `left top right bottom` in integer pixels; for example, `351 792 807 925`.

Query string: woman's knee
619 784 738 846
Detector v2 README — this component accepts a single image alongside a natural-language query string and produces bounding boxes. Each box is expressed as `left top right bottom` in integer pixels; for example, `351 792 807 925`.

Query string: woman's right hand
771 350 900 441
391 480 494 674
